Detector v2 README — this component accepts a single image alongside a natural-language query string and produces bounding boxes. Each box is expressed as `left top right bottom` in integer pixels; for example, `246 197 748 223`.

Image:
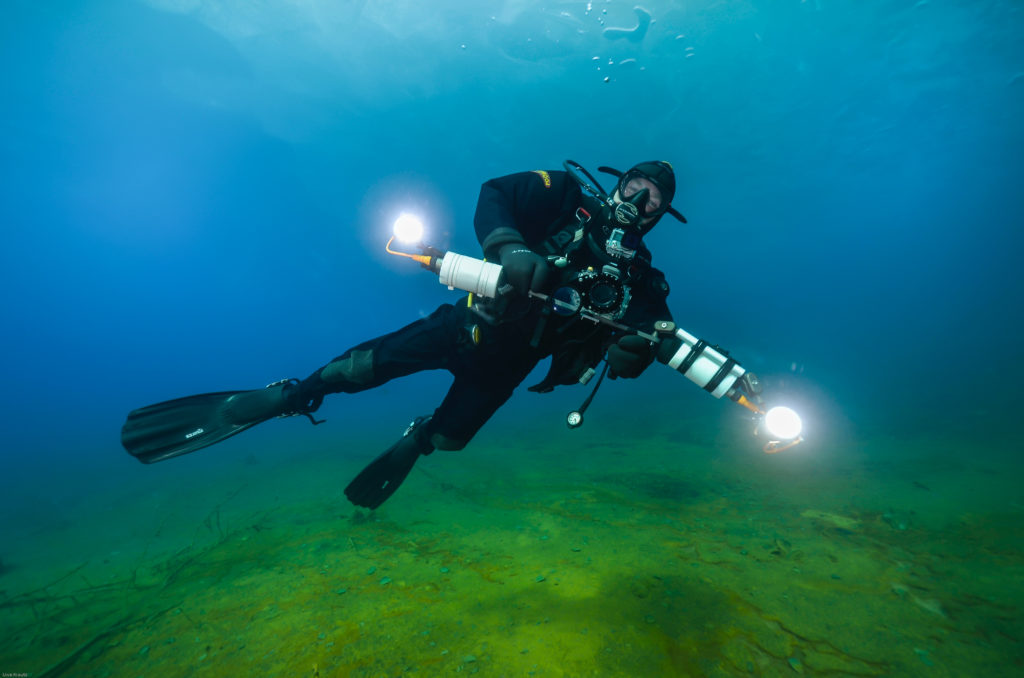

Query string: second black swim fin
344 416 434 509
121 379 322 464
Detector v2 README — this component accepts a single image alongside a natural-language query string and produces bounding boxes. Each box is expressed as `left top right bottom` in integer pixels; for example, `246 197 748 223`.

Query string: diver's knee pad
320 349 375 388
428 431 468 451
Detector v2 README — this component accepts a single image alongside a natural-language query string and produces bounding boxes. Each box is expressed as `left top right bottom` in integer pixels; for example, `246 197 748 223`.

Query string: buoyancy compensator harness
523 160 674 427
531 160 661 337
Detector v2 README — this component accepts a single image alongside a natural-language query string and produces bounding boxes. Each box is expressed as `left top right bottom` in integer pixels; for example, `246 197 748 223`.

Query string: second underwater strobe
384 213 804 454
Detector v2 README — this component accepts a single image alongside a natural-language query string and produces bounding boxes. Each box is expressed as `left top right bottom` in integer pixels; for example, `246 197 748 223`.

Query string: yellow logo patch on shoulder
532 170 552 188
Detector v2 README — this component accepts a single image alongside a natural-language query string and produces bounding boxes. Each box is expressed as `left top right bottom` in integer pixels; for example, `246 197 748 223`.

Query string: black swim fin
121 379 322 464
345 417 433 509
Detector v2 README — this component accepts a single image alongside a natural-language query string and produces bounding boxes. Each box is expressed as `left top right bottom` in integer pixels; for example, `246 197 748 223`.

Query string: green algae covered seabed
1 426 1021 677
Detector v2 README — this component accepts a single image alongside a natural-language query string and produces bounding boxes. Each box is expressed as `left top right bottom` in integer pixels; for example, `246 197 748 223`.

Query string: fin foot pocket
121 378 325 464
344 417 434 509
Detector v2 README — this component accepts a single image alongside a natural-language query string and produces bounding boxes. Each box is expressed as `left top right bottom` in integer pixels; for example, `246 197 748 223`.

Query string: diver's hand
607 335 655 379
498 244 550 295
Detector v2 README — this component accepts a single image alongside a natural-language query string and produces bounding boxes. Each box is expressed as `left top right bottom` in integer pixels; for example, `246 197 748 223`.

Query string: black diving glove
607 335 655 379
498 243 550 296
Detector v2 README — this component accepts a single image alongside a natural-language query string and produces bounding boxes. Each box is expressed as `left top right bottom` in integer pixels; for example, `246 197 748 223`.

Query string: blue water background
1 0 1021 486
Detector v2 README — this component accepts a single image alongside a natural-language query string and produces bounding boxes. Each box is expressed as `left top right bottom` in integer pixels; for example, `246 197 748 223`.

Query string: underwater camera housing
548 265 632 321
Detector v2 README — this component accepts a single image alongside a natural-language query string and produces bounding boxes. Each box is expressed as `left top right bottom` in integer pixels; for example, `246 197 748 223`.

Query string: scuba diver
122 160 691 510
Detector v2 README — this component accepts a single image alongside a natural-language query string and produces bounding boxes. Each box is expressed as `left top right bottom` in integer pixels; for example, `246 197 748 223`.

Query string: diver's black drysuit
290 169 674 452
118 167 681 508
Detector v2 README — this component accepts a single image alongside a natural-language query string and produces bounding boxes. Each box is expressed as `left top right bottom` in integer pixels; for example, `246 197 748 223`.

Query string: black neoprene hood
599 160 687 224
621 160 676 210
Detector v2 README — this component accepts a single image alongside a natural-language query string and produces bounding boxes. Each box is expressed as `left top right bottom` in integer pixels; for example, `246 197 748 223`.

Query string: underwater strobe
651 321 804 453
384 215 804 454
386 213 506 298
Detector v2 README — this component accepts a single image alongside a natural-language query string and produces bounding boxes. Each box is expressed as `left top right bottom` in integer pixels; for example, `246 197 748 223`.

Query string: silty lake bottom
1 410 1021 677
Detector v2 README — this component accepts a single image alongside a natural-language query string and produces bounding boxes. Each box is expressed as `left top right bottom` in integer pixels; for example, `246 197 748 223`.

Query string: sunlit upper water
1 0 1021 473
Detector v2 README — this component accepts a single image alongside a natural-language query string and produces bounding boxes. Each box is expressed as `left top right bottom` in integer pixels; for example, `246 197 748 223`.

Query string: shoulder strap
541 224 584 256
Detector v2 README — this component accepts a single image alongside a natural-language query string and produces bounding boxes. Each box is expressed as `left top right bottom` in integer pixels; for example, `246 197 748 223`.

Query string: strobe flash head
393 213 425 244
759 405 804 454
764 406 802 441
